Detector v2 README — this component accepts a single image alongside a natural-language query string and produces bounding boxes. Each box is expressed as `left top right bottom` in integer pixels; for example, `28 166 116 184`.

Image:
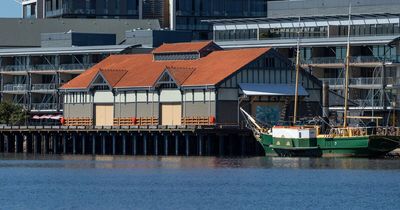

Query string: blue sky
0 0 22 18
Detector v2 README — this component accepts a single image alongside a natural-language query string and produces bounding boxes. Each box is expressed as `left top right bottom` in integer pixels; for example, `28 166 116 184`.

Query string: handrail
0 63 95 72
3 84 29 91
31 84 58 91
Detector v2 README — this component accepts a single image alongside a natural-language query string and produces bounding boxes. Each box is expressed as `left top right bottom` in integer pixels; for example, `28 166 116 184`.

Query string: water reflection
1 154 400 170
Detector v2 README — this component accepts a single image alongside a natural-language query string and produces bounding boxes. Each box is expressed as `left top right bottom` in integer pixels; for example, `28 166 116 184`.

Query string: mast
293 17 301 125
343 4 352 128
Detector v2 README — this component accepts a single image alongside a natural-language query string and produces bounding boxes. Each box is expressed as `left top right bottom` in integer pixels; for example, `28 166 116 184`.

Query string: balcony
1 63 95 73
298 56 400 66
0 65 28 72
31 103 58 111
321 77 396 89
354 99 386 108
59 64 94 71
31 84 58 91
3 84 29 92
31 64 59 71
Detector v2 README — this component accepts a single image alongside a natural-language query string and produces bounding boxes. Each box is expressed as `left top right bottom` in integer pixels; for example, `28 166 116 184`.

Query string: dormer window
154 52 200 61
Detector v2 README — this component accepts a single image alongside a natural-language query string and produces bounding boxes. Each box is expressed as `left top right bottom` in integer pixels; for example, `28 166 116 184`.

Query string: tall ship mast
240 5 400 157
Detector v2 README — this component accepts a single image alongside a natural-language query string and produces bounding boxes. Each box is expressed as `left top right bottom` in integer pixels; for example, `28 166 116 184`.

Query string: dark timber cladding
0 126 264 156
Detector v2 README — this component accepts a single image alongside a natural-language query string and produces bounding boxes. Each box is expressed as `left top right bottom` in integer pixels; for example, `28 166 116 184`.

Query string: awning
32 115 63 120
239 83 308 96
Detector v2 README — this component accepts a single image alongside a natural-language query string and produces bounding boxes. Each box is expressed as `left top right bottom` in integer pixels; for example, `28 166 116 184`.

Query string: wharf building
207 12 400 125
60 41 322 127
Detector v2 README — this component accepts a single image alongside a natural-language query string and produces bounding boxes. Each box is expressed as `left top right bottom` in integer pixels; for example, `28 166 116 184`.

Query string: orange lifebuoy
60 117 65 125
209 116 216 124
131 117 137 125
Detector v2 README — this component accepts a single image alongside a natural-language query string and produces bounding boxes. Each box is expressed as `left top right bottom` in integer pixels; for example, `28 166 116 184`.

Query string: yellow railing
113 117 159 126
181 117 213 125
64 118 93 126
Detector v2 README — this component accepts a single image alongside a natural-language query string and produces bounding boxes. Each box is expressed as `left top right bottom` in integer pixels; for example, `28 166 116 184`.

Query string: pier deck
0 125 264 157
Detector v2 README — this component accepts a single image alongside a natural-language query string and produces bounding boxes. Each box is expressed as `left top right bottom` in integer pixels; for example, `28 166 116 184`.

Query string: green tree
0 101 27 125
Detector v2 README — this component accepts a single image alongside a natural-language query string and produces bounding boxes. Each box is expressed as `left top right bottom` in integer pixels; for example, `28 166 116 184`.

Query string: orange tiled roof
152 41 214 54
99 69 127 87
165 66 196 86
61 46 270 90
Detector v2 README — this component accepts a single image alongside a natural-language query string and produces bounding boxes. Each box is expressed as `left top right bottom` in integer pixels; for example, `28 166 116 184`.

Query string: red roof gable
61 47 271 90
152 41 214 54
99 69 127 87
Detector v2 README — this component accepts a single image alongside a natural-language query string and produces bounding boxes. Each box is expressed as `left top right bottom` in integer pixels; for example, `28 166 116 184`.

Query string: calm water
1 155 400 210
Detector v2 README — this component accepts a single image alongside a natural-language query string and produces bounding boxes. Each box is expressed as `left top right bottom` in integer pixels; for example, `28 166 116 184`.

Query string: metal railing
296 56 400 65
31 64 59 71
31 103 58 111
0 63 95 72
3 84 29 92
59 63 95 70
354 99 386 107
320 77 396 87
0 65 28 72
31 84 58 91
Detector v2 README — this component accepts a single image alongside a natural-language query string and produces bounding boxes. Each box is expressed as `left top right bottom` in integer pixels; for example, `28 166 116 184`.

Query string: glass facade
176 0 268 39
215 23 400 42
45 0 139 18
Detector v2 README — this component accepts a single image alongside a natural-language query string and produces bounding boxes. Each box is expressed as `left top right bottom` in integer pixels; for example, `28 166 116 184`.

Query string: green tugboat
241 7 400 157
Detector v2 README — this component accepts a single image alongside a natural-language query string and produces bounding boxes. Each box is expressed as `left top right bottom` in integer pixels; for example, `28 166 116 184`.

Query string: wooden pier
0 125 264 156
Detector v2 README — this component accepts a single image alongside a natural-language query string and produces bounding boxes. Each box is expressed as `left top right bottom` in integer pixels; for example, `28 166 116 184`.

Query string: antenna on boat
343 3 352 128
293 16 301 125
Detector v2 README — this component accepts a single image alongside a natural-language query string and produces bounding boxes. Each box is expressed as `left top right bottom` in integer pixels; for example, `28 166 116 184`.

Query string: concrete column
169 0 176 30
14 134 19 153
102 135 106 155
23 134 28 154
138 0 143 19
198 135 203 156
63 134 66 154
185 134 189 156
241 136 246 157
112 134 116 155
175 135 179 156
164 135 168 156
122 134 127 155
92 135 96 155
219 135 224 157
154 135 158 156
72 134 76 155
33 134 38 155
143 134 147 156
42 135 47 154
207 135 211 156
0 134 3 153
4 134 9 153
229 135 234 156
133 135 137 156
53 135 57 154
82 135 86 155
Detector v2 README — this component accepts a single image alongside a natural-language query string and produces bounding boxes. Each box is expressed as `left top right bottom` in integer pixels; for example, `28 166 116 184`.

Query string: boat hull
259 134 400 157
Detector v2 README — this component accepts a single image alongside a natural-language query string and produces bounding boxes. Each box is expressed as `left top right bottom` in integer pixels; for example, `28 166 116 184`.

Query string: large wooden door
161 104 182 125
95 105 114 126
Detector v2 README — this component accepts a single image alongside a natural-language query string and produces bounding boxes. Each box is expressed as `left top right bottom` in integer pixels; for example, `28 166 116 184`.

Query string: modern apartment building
22 0 269 39
207 12 400 125
0 31 151 122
